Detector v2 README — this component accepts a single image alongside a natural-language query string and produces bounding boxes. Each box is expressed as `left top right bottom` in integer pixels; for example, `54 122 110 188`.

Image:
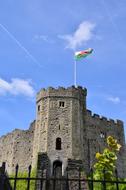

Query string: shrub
93 136 123 190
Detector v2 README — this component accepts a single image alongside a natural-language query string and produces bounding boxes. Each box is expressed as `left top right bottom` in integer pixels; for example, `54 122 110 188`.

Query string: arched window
56 138 61 150
38 105 40 111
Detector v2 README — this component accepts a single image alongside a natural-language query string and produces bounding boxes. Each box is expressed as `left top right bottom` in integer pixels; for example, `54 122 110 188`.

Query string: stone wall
0 131 15 173
84 110 126 177
32 93 50 168
0 86 125 178
32 86 87 174
0 121 35 173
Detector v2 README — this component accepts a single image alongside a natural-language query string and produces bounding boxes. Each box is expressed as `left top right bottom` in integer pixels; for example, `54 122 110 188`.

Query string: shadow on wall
0 162 12 190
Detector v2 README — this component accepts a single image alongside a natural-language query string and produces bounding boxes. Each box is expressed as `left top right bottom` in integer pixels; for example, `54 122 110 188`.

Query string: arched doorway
53 160 62 177
53 161 62 190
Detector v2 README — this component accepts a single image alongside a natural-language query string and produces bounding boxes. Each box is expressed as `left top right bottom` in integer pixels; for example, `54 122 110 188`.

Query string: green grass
9 170 126 190
9 169 36 190
88 180 126 190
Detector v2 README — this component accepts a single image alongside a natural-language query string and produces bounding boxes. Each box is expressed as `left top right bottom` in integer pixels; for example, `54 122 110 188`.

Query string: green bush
90 136 126 190
94 136 121 181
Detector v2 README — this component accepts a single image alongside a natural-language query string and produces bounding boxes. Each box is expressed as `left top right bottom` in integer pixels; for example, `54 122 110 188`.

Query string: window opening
38 105 40 111
56 138 61 150
59 101 65 107
100 132 105 139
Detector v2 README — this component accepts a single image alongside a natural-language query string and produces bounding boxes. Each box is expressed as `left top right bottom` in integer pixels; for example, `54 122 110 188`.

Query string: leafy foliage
94 136 121 181
91 136 126 190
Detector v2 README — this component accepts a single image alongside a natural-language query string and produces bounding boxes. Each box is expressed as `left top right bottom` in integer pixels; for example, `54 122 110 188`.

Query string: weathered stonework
0 86 125 178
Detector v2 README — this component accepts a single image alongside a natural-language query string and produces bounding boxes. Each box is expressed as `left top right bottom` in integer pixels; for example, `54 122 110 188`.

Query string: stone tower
32 86 87 175
0 86 125 179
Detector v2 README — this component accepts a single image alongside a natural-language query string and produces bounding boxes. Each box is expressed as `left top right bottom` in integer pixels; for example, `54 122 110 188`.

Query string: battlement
36 86 87 102
86 110 123 127
0 84 125 177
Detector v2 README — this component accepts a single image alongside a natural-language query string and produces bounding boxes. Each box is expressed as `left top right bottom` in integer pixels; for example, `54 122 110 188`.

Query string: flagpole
74 58 77 87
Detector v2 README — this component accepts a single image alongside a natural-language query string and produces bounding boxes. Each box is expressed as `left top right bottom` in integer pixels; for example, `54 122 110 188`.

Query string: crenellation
77 85 83 89
58 86 66 90
0 86 125 178
100 116 108 122
93 113 100 119
47 86 55 91
67 85 76 90
77 86 87 96
116 119 124 126
87 112 124 128
86 109 92 116
36 89 48 102
108 119 116 126
36 86 87 105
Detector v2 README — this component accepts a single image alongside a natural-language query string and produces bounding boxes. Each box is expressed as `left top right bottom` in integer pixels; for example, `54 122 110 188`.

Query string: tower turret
32 86 87 173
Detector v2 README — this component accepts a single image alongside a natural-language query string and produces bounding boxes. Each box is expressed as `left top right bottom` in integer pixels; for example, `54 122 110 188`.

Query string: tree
94 136 121 180
93 136 121 189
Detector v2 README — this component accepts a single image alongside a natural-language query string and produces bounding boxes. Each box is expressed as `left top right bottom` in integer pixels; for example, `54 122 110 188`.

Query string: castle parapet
86 110 92 116
36 86 87 103
108 119 115 125
100 116 108 122
116 119 124 126
93 114 100 119
86 110 123 127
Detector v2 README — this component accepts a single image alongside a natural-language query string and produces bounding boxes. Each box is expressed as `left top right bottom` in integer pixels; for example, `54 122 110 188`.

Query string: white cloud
107 96 120 104
0 78 35 97
59 21 95 50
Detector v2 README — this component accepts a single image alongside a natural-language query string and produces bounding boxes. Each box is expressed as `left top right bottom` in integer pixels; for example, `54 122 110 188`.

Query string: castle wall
0 131 15 174
84 110 126 177
0 121 35 174
12 122 35 172
71 90 86 161
0 86 125 178
32 93 49 167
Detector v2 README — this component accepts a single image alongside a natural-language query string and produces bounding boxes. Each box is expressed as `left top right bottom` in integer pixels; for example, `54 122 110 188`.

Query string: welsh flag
75 48 93 61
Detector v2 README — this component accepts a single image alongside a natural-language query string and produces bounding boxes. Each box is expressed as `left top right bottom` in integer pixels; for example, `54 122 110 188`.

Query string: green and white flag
75 48 93 61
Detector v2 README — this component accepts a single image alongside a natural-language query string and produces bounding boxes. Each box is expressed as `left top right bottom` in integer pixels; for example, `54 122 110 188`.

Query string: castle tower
0 85 125 180
32 86 87 174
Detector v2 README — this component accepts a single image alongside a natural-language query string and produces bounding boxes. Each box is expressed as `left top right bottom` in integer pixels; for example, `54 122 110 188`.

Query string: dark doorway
53 161 62 190
53 160 62 176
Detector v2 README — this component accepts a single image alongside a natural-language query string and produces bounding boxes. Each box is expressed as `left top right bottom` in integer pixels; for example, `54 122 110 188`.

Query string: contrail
0 23 42 68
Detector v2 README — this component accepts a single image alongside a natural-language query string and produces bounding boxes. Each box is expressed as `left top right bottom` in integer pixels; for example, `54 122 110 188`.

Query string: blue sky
0 0 126 137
